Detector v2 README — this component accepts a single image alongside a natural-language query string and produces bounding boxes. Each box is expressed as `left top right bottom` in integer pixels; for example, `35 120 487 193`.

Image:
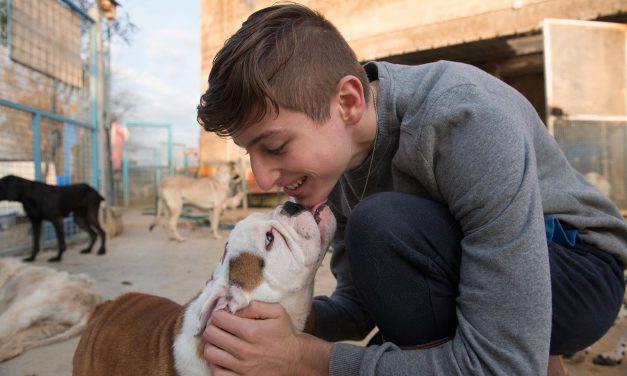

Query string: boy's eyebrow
235 129 283 149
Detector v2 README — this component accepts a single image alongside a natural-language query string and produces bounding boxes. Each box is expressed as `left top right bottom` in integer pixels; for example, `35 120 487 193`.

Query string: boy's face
233 105 354 209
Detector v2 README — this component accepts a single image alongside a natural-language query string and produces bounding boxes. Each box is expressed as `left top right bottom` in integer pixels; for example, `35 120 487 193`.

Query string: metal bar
89 17 100 189
124 122 172 127
32 112 42 181
0 99 95 129
126 165 169 170
7 0 12 52
58 0 95 23
123 141 129 207
155 148 163 187
167 126 173 175
91 122 100 189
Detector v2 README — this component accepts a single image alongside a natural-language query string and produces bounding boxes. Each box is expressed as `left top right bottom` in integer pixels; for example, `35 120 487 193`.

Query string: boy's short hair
197 3 369 137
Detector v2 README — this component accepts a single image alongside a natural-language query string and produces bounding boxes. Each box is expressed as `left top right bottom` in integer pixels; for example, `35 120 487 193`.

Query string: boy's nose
250 157 280 191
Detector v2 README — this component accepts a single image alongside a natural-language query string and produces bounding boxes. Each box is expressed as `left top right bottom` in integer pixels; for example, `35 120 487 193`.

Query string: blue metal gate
0 0 100 256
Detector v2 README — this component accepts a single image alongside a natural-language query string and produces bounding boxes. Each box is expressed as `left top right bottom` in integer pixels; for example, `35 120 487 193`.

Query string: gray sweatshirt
312 61 627 375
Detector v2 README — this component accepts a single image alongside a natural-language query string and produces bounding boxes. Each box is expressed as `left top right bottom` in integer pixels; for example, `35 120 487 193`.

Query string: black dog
0 175 106 262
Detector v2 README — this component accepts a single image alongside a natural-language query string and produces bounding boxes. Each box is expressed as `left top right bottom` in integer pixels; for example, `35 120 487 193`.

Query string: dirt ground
0 207 625 376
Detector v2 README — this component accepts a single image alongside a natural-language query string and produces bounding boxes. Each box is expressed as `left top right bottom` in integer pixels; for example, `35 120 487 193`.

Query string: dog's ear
195 279 229 336
194 280 251 337
219 242 228 264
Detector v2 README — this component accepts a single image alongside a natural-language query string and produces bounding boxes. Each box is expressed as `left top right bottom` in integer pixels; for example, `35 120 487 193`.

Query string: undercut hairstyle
197 3 369 137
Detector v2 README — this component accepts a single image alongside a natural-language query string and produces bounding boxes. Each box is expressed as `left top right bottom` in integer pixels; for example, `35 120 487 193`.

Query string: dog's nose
281 201 305 217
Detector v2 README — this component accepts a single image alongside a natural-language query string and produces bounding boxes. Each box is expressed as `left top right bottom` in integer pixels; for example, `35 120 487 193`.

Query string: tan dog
149 162 240 240
73 201 336 376
0 258 102 361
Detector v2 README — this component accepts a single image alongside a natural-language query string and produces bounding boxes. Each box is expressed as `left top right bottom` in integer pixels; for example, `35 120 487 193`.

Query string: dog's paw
80 249 92 254
592 354 623 366
97 249 106 255
48 256 62 262
22 256 35 263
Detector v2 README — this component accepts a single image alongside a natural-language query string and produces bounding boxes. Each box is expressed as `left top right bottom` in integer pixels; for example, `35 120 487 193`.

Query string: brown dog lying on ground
73 201 336 376
149 163 241 241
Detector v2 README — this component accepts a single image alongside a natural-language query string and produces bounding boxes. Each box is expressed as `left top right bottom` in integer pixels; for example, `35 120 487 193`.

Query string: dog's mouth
281 200 327 224
281 201 306 217
312 202 327 224
311 201 327 224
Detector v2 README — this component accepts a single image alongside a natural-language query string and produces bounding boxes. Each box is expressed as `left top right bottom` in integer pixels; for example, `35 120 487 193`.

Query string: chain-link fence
117 122 173 208
554 117 627 210
0 0 99 256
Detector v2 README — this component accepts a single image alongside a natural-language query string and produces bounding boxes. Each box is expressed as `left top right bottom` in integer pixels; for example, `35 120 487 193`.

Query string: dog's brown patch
196 337 205 361
229 253 264 292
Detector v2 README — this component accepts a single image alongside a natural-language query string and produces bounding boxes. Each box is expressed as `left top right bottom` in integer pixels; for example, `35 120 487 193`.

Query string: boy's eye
265 231 274 250
265 143 286 156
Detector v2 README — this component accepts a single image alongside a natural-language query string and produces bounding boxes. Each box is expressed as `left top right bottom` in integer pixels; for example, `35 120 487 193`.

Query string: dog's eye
265 231 274 250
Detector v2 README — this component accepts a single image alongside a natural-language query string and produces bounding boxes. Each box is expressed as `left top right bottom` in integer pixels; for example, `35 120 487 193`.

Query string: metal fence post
32 112 42 181
167 125 173 176
89 8 100 190
123 140 129 207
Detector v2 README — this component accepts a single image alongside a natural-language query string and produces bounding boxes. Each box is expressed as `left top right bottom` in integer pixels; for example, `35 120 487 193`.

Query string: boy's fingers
203 321 243 359
204 343 240 375
208 310 247 334
207 302 288 341
236 301 285 319
209 366 238 376
209 308 268 340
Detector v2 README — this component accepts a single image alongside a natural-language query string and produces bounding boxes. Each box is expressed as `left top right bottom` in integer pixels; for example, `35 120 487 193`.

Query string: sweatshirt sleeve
327 80 553 375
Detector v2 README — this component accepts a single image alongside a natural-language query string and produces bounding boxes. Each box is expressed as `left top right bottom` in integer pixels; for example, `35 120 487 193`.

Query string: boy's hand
203 301 332 376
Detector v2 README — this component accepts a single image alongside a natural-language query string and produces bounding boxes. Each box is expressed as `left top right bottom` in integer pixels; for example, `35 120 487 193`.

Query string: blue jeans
345 192 625 355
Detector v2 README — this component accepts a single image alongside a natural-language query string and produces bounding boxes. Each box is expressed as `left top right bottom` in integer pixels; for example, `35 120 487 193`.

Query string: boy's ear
336 75 366 125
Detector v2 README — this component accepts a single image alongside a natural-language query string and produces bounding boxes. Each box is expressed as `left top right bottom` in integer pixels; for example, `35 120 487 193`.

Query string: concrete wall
198 0 627 166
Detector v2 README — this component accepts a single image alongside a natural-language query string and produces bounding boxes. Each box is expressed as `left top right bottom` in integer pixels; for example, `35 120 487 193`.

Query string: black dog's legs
74 213 97 254
23 218 42 262
90 210 107 255
48 218 66 262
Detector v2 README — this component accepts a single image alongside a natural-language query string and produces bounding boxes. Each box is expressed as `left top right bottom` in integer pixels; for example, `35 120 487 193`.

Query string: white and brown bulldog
72 201 336 376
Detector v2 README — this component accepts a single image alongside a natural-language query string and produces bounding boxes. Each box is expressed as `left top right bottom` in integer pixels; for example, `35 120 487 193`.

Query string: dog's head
0 175 22 201
193 201 336 333
212 162 241 189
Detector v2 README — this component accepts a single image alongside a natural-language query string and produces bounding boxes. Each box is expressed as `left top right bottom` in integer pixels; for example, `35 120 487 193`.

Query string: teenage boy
197 3 627 375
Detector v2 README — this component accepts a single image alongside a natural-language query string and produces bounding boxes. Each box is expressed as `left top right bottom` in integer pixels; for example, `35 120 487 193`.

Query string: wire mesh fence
117 122 173 208
0 0 97 256
554 118 627 210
